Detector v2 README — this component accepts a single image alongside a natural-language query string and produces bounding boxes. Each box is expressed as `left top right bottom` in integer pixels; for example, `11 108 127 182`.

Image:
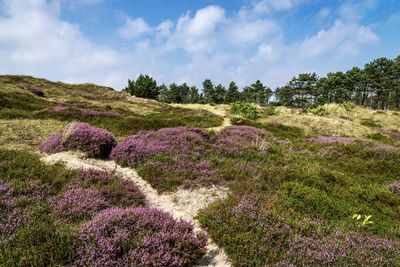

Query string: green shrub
230 102 260 120
360 118 382 128
308 105 328 116
341 101 356 111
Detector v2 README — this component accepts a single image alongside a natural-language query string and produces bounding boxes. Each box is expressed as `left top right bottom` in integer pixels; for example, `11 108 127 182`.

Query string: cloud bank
0 0 381 89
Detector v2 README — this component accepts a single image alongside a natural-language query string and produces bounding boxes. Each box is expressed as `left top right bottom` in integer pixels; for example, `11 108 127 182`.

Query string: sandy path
42 151 231 267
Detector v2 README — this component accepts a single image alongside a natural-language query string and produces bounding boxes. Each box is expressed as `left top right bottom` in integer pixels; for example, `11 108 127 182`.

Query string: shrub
51 187 109 222
75 207 207 267
213 126 268 155
340 101 356 111
80 108 121 117
360 118 382 128
366 132 392 143
138 159 219 192
111 127 209 166
310 135 355 144
29 87 45 97
285 228 400 266
230 102 260 120
39 132 64 154
260 106 278 116
308 105 328 116
39 122 117 158
70 169 146 208
387 180 400 194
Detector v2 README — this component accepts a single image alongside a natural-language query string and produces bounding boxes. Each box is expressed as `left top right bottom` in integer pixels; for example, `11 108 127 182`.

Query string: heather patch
51 187 110 223
111 127 209 166
40 122 117 158
69 169 146 208
138 159 219 192
284 228 400 266
75 207 207 267
213 125 269 156
387 180 400 194
80 108 121 117
29 87 45 97
310 135 355 144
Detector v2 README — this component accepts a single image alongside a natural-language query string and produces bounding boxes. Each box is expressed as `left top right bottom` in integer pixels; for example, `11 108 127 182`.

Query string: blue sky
0 0 399 90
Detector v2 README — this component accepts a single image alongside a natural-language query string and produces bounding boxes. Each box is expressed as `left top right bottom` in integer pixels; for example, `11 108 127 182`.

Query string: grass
2 76 400 266
197 140 400 266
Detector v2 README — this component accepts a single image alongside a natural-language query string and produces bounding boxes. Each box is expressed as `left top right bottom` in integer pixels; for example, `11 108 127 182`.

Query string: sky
0 0 399 90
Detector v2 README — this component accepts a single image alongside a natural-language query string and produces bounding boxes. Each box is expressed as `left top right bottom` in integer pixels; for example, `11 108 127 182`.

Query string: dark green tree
202 79 215 103
213 84 226 104
124 74 159 99
225 81 241 103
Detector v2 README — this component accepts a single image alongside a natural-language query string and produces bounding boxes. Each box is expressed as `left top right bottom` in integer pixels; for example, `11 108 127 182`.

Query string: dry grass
0 119 67 150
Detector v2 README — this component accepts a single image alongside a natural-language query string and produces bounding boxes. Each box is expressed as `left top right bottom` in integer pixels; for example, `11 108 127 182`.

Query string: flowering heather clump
310 135 355 144
213 126 268 155
29 87 45 97
285 228 400 266
39 122 117 158
111 127 209 166
52 187 110 222
80 108 120 117
48 104 73 114
75 207 207 267
387 180 400 194
69 169 146 207
39 132 63 154
142 159 219 191
0 180 50 239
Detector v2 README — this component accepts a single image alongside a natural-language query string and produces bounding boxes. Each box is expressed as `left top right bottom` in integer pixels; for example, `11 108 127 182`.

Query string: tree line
124 55 400 109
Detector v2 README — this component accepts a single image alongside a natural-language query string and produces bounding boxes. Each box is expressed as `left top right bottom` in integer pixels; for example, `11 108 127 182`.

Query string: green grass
0 149 77 266
197 140 400 265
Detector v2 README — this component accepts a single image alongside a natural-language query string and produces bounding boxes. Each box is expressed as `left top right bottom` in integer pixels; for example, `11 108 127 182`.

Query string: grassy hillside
0 75 223 150
1 76 399 266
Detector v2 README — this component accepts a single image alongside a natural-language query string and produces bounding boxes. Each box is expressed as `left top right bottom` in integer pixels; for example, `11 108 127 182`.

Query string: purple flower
74 207 207 267
213 126 268 155
387 180 400 194
29 87 45 97
111 127 209 166
80 108 120 117
39 122 117 158
70 169 146 207
51 187 110 222
310 136 355 144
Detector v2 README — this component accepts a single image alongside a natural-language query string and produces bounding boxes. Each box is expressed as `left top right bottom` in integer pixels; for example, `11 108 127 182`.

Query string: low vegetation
1 75 400 266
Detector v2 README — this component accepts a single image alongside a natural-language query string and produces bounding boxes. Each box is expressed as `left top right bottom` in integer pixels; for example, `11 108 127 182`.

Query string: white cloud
0 0 383 90
299 20 379 58
253 0 296 14
117 18 152 39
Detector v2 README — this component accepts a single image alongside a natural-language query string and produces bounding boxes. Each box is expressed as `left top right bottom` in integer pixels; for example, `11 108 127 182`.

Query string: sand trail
42 151 231 267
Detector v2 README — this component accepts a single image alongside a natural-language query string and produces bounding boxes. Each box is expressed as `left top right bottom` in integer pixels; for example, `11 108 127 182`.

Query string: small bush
387 180 400 194
213 126 268 156
340 101 356 111
360 118 382 128
111 127 209 166
70 169 146 208
75 207 207 267
230 102 260 120
80 108 121 117
40 122 117 158
51 187 109 223
308 105 328 116
366 132 392 143
310 136 355 144
29 87 45 97
261 106 278 116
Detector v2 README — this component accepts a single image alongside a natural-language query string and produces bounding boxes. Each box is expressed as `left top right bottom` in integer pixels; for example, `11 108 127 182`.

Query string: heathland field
1 75 399 266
